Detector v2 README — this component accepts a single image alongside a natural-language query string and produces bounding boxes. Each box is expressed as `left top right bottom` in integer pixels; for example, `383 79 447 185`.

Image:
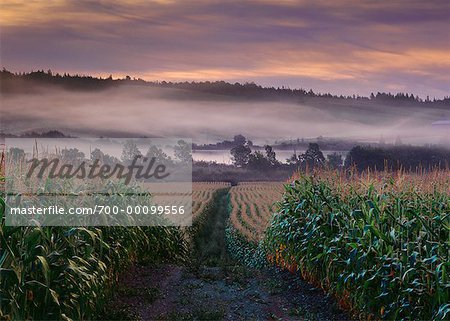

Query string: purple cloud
0 0 449 97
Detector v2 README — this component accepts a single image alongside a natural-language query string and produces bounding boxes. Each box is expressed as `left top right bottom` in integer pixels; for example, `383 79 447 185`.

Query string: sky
1 0 449 98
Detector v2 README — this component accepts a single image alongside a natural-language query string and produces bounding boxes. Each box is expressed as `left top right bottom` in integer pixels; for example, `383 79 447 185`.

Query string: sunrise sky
1 0 449 98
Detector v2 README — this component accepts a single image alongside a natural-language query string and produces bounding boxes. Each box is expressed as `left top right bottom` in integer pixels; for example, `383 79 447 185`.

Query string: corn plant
0 156 187 320
265 170 449 320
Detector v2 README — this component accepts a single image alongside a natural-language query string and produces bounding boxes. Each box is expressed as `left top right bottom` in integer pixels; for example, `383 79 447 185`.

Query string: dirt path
105 189 352 321
112 263 351 321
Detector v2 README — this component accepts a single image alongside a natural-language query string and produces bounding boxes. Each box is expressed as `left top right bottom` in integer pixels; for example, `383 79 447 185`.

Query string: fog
1 85 449 146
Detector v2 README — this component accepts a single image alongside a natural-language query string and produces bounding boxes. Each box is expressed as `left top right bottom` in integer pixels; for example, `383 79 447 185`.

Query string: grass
188 187 231 268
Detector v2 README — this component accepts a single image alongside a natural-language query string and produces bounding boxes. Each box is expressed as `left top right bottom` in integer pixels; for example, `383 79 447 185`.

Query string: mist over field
1 84 449 146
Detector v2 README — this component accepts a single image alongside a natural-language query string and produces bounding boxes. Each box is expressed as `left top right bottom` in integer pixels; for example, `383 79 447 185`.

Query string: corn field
225 182 284 268
192 182 230 219
229 182 284 242
2 148 449 320
265 170 450 320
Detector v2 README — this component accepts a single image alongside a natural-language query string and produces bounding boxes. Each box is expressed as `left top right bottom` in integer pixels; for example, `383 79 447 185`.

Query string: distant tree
146 145 173 165
42 130 67 138
174 140 192 164
264 145 279 166
121 140 142 164
247 150 270 169
233 134 246 146
301 143 325 168
287 152 301 166
344 145 449 171
345 146 384 170
91 148 119 165
230 144 251 167
91 148 104 161
327 152 343 169
61 148 85 162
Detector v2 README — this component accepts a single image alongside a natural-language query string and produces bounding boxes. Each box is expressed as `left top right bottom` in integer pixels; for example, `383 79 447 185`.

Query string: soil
111 263 352 321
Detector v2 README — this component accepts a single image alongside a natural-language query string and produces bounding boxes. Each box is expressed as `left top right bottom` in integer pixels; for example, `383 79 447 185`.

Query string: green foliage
344 145 450 171
247 151 271 169
327 152 343 169
264 145 279 167
0 188 186 320
188 188 230 267
287 143 325 169
225 225 267 268
230 144 251 167
265 176 449 320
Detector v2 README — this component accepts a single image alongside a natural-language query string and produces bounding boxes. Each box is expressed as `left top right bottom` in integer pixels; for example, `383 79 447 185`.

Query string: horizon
2 68 449 101
1 0 449 99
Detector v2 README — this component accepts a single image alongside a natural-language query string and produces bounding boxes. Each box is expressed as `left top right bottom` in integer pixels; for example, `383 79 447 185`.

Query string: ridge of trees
1 68 449 104
0 130 72 138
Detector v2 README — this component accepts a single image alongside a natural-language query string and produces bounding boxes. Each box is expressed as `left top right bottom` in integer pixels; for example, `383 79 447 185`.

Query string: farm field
228 182 284 241
3 1 449 319
1 168 448 320
192 182 231 219
139 182 231 225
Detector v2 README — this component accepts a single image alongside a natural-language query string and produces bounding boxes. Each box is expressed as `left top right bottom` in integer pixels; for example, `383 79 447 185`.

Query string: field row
228 182 284 241
192 182 231 218
142 182 231 225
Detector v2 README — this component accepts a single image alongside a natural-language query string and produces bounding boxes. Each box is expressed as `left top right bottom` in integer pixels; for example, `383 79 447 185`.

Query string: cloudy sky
1 0 449 98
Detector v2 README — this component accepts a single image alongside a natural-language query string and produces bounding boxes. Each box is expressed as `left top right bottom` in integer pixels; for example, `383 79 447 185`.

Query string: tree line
229 135 449 172
2 69 449 104
8 139 192 166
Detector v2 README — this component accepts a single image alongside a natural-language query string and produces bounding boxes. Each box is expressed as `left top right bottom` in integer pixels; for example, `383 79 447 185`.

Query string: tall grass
265 169 449 320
